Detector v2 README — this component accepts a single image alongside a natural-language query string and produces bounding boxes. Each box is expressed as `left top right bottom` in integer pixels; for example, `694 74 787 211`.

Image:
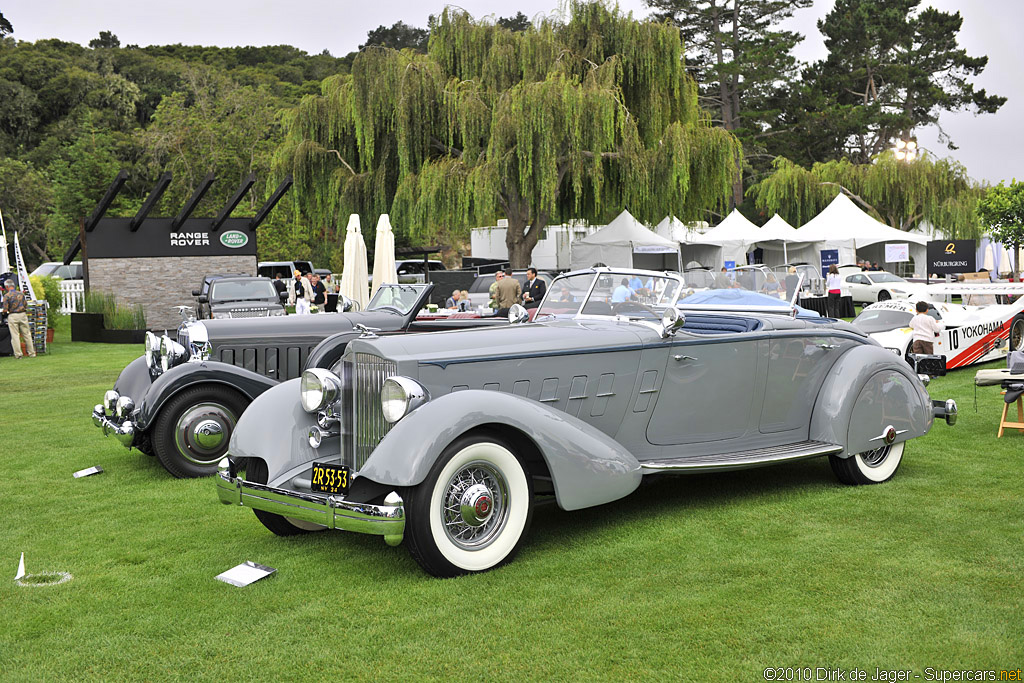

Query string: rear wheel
830 442 905 485
247 459 323 535
152 385 247 478
405 434 533 577
877 290 891 302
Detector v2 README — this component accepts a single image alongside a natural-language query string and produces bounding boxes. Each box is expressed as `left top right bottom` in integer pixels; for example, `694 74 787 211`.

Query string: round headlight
144 331 160 367
300 368 341 413
381 376 428 423
158 335 186 373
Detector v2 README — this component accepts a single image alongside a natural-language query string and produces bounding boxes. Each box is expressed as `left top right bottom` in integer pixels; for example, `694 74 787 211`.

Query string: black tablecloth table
325 293 339 313
0 323 13 356
798 294 855 318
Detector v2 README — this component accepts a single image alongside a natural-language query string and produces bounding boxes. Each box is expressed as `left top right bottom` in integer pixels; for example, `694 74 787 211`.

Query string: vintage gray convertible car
216 268 958 576
91 284 505 478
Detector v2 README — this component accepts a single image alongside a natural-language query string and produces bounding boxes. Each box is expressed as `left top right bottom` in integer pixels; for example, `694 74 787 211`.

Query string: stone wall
87 256 257 332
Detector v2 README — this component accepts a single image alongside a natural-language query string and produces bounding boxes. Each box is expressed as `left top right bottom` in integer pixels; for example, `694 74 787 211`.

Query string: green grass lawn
1 317 1021 681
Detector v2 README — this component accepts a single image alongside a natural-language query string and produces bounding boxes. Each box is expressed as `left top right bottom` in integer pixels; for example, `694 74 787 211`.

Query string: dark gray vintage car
216 268 958 576
92 284 505 478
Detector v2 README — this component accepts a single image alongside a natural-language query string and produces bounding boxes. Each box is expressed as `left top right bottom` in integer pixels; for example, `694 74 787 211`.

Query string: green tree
0 158 53 263
0 11 12 37
497 12 532 32
359 21 429 52
89 31 120 49
645 0 811 205
277 4 740 267
977 181 1024 276
795 0 1004 164
748 153 981 237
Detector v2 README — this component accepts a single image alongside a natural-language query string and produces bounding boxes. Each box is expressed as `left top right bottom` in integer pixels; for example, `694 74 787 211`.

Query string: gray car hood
347 319 649 366
201 310 405 346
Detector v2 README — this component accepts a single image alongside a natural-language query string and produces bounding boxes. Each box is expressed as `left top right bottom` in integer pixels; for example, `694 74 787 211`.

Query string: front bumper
216 458 405 546
92 390 136 447
933 398 958 426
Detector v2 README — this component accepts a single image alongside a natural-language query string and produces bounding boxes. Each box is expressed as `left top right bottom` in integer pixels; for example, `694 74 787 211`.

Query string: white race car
852 284 1024 370
842 270 927 304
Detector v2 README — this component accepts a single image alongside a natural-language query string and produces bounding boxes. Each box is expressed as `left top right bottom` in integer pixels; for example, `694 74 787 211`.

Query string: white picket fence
58 280 85 313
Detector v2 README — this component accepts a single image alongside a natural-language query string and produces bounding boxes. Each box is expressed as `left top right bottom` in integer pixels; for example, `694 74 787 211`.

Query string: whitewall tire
406 434 533 577
830 442 905 485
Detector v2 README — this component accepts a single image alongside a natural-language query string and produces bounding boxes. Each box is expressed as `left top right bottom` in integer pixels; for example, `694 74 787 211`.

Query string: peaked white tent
693 209 761 268
570 210 680 271
755 213 810 265
796 193 927 274
655 216 721 269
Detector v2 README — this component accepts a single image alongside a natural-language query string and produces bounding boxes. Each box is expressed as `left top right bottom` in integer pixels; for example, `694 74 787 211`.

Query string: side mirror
198 295 209 304
192 289 201 297
508 303 529 325
340 295 354 312
660 307 685 338
279 291 288 301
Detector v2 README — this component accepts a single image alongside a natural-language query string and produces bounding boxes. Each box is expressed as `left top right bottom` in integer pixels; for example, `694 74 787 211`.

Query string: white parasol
0 208 9 274
340 214 369 310
371 214 398 297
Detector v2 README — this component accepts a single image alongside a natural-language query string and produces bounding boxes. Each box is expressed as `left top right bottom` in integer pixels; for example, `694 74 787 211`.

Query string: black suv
193 275 286 320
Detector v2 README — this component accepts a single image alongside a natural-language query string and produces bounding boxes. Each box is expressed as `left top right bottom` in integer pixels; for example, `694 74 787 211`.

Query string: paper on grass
15 552 25 580
73 466 104 478
216 561 276 587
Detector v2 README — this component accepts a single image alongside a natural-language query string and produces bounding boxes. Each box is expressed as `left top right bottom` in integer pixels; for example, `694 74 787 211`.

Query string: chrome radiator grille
346 353 397 471
228 308 270 318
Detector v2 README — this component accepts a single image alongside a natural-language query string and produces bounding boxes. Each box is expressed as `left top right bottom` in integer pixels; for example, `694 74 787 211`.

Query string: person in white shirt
826 264 842 317
909 301 944 354
296 272 314 315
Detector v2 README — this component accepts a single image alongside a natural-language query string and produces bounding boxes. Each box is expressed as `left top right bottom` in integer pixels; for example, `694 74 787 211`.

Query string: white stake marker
15 553 25 580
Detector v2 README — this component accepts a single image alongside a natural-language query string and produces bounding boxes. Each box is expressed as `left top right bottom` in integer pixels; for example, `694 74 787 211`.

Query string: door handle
816 343 839 350
673 354 697 361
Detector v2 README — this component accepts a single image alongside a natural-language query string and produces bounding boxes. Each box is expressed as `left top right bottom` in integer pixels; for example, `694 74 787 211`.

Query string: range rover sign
85 218 257 258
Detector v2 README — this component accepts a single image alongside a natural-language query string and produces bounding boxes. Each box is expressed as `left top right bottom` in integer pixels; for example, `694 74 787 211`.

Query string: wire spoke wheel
440 461 510 551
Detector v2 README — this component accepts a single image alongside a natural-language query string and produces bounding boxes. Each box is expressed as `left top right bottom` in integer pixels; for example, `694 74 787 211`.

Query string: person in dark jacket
522 267 546 309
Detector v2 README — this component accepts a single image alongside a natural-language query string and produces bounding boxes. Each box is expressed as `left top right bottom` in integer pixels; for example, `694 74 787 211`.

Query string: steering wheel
612 301 659 316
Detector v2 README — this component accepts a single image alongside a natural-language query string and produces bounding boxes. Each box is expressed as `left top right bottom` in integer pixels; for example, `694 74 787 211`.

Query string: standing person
784 266 799 301
272 273 286 297
296 272 314 315
311 273 327 308
494 268 521 316
445 289 461 309
909 301 944 355
287 269 300 306
522 267 546 309
2 279 36 358
826 264 842 317
488 270 505 310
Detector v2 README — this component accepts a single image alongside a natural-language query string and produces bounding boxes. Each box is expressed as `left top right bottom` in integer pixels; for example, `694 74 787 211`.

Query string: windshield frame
536 269 686 321
366 283 429 315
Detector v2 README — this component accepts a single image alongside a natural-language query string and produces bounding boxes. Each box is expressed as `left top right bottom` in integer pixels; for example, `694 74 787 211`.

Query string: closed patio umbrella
340 214 369 310
371 214 397 297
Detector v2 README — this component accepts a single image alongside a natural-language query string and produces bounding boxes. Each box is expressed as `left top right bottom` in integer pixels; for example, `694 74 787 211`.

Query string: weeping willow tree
275 3 741 267
748 152 983 238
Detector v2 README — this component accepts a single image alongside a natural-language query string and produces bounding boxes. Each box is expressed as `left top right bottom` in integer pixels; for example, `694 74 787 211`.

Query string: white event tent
795 193 928 274
692 209 761 268
570 210 680 271
654 216 721 268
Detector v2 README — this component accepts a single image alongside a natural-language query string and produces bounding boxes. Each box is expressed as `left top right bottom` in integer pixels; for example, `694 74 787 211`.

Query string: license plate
310 462 350 494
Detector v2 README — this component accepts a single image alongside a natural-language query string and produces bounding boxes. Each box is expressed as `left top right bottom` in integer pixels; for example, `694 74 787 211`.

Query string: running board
640 440 843 473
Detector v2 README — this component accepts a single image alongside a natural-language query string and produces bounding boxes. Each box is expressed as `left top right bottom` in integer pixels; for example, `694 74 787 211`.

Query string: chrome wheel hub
174 402 236 465
459 483 494 527
192 419 224 450
441 461 509 550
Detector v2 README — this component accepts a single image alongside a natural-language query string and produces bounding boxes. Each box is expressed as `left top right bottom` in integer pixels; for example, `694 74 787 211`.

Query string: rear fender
359 390 642 511
810 344 933 457
135 360 278 430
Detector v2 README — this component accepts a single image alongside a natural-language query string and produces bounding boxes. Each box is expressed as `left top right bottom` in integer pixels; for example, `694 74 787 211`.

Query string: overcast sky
5 0 1019 185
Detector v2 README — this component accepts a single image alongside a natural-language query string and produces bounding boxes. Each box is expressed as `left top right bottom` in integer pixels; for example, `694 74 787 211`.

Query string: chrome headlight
179 320 211 361
381 376 429 423
886 348 902 356
211 311 231 319
158 335 187 373
144 331 160 369
270 309 286 316
300 368 341 413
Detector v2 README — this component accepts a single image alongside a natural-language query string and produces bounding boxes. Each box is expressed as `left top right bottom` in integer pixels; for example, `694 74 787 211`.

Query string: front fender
134 360 279 431
810 344 933 457
359 390 642 511
226 378 318 484
113 356 153 405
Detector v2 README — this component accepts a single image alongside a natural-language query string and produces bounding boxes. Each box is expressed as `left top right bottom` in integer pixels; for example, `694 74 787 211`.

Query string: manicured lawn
1 317 1020 681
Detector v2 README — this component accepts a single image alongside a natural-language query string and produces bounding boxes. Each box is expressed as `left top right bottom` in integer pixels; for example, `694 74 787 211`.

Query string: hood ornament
354 323 381 339
174 305 196 323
